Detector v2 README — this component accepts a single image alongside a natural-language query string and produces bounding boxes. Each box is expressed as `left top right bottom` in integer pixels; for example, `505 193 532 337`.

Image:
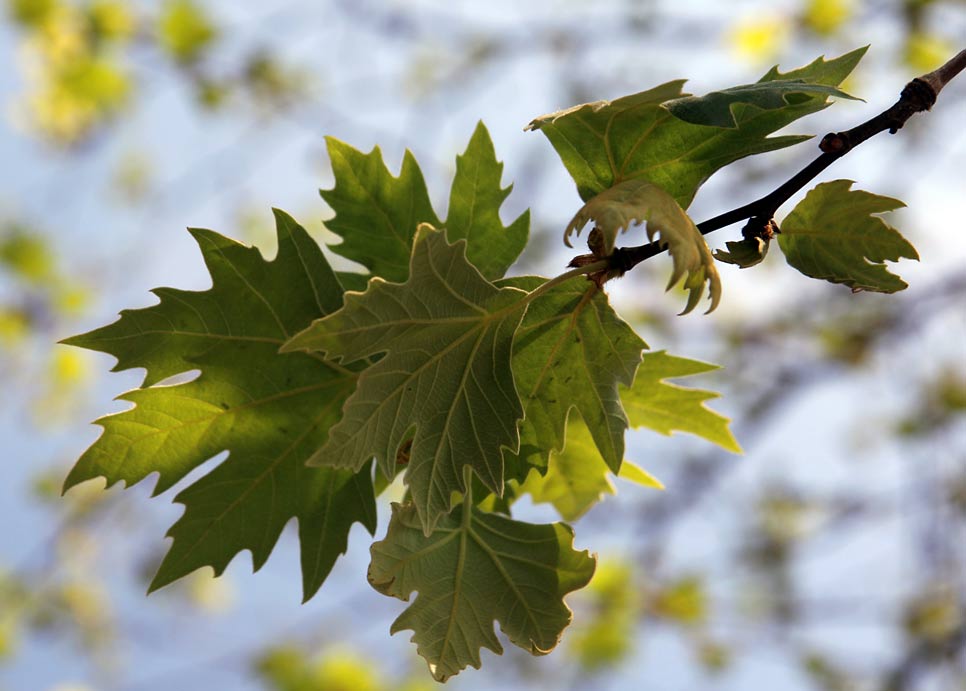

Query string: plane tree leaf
321 137 441 283
368 499 596 682
526 47 866 207
282 227 527 535
565 180 721 314
517 413 663 521
323 122 527 285
714 236 771 269
446 121 529 280
622 351 741 453
664 79 859 128
777 180 919 293
498 276 645 479
62 210 377 600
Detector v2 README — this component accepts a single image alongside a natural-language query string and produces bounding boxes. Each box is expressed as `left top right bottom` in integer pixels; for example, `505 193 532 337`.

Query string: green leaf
62 210 376 600
714 236 770 269
368 500 596 682
283 227 526 535
622 351 741 453
565 180 721 314
446 122 529 281
321 138 441 283
664 79 860 129
527 47 866 207
517 413 662 521
777 180 918 293
499 276 644 477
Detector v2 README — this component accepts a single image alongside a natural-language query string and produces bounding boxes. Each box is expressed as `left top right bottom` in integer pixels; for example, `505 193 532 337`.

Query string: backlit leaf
517 413 662 522
499 276 644 477
446 121 529 280
527 47 866 207
622 351 741 452
368 500 596 682
321 138 441 283
62 211 376 600
714 236 770 269
323 123 527 285
283 227 526 535
565 180 721 314
778 180 918 293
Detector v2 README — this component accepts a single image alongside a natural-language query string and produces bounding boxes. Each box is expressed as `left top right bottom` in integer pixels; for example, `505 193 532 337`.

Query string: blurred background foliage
1 0 964 689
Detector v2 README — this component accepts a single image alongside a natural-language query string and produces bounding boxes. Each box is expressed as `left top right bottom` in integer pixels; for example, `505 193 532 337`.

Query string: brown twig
597 49 966 276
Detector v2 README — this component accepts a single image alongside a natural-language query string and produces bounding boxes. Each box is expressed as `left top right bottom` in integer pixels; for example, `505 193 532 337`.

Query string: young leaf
517 413 662 521
499 276 645 477
777 180 918 293
664 79 860 129
714 236 770 269
622 351 741 453
62 211 376 600
527 47 866 207
565 180 721 314
446 121 529 281
283 227 527 535
368 500 596 682
321 137 441 282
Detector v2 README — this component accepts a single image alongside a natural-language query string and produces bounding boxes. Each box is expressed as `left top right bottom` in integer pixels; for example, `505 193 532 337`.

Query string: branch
599 48 966 276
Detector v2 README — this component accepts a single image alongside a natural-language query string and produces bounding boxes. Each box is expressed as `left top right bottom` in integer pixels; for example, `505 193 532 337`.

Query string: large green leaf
622 351 741 453
517 413 663 521
368 500 596 682
321 138 441 282
526 47 866 207
564 180 721 314
664 79 859 128
283 227 527 535
499 276 644 478
777 180 919 293
446 121 529 281
62 211 376 600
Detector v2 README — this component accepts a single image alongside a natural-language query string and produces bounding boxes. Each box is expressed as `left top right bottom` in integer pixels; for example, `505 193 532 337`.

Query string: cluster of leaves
64 48 920 681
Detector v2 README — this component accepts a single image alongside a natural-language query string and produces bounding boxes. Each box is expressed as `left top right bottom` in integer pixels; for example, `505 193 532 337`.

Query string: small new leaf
778 180 918 293
368 500 596 682
62 211 376 600
622 351 741 453
715 236 770 268
565 180 721 314
283 227 526 535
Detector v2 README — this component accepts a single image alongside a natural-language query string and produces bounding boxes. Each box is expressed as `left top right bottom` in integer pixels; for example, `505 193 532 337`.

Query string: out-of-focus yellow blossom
903 31 954 72
88 0 136 42
728 16 791 64
158 0 217 64
803 0 854 36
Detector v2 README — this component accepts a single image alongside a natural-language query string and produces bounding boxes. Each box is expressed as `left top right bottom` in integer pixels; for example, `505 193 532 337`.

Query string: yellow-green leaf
778 180 918 293
565 180 721 314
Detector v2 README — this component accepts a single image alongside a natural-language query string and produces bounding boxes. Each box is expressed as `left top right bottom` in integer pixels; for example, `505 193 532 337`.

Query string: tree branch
598 48 966 276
